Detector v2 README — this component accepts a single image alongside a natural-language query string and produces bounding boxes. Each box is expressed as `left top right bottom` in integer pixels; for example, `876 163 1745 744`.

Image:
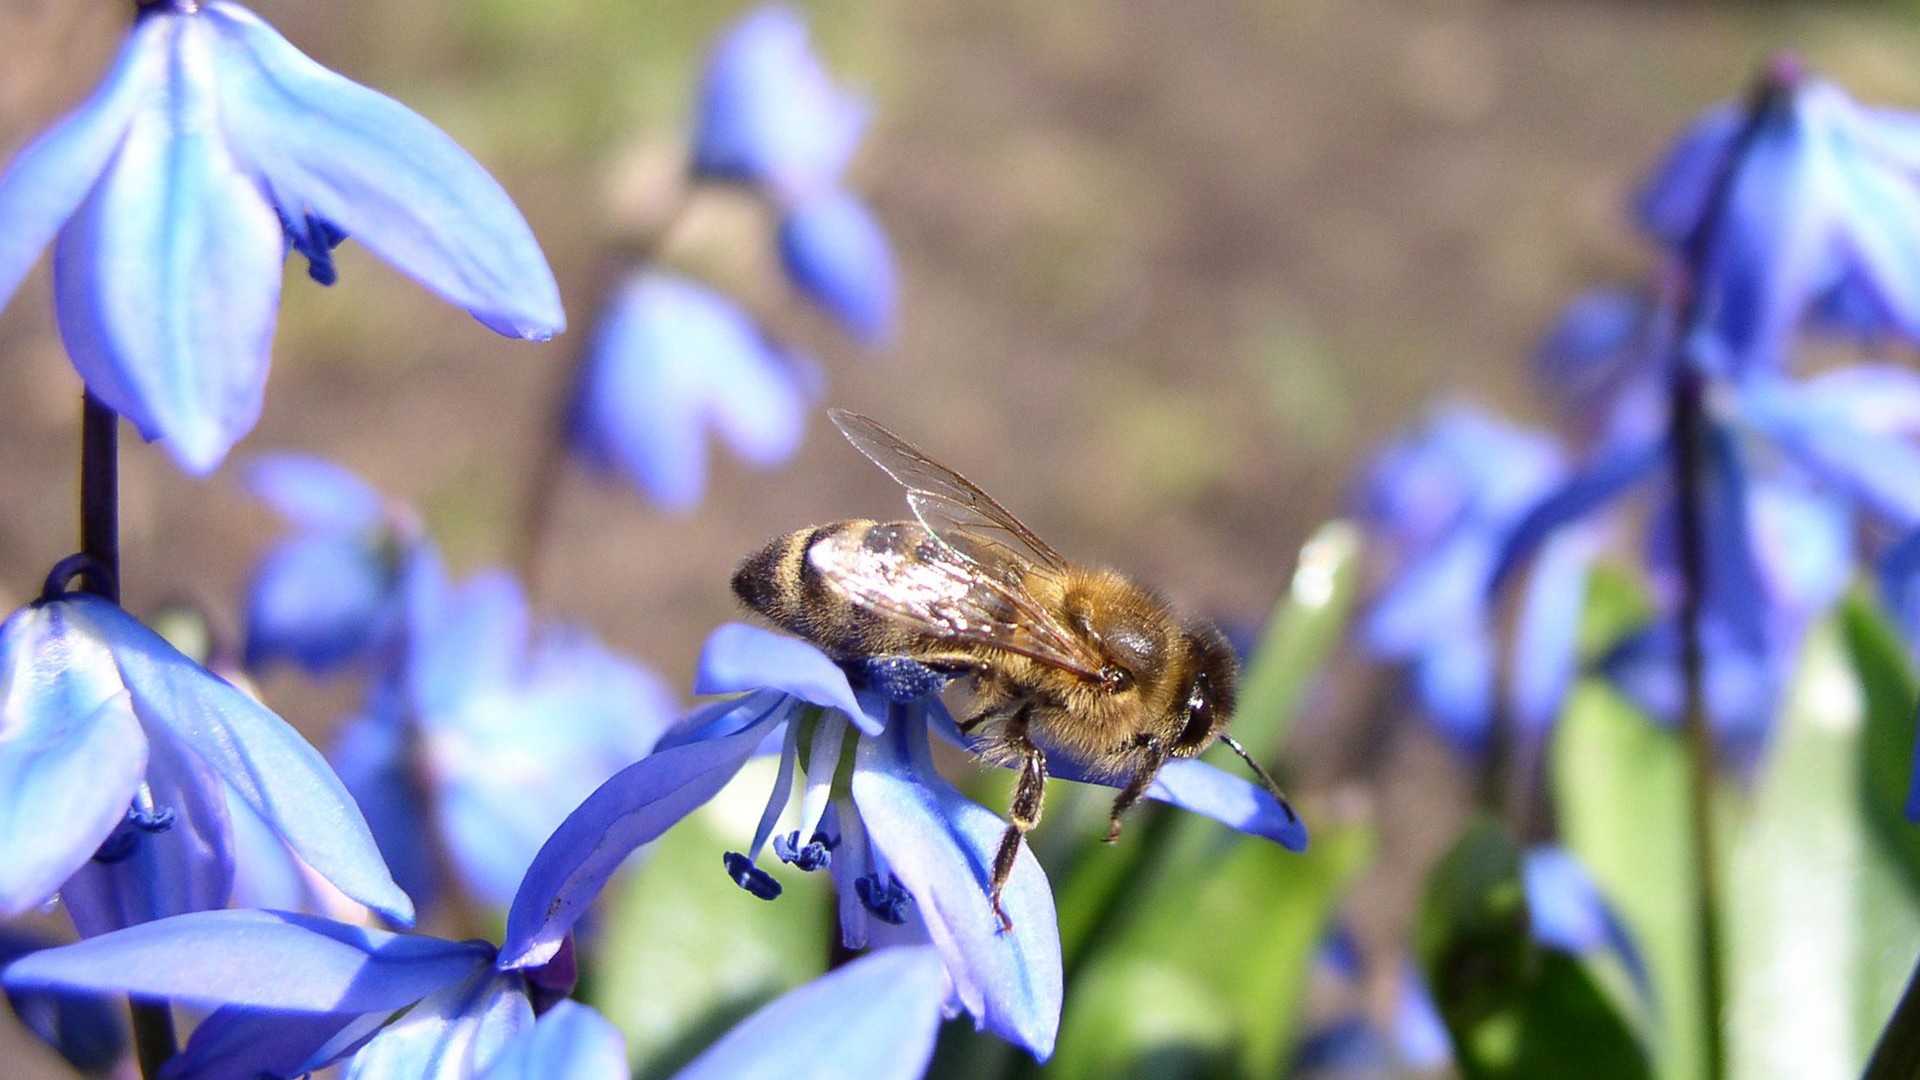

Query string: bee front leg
1104 735 1168 844
989 707 1047 933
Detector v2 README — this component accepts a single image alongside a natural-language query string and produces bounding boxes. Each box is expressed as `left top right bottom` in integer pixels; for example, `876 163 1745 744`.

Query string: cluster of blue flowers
0 5 1301 1078
1359 56 1920 774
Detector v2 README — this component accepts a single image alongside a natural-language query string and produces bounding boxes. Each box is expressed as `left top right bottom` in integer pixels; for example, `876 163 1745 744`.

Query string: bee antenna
1219 733 1300 824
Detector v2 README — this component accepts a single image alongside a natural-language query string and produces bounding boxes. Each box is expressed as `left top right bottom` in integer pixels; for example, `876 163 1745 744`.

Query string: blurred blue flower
242 454 417 675
335 552 675 911
1292 940 1447 1078
1358 404 1597 754
0 588 411 931
669 945 947 1080
1 909 626 1080
1638 60 1920 376
691 5 868 204
1521 845 1643 986
778 190 899 345
0 0 563 473
568 271 814 512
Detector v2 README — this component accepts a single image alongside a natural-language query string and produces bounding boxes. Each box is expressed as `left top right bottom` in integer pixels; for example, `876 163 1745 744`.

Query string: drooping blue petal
70 596 413 925
0 602 147 917
1141 758 1309 851
0 930 127 1074
432 626 675 908
245 453 386 531
1490 435 1666 592
0 6 159 312
1743 375 1920 528
499 711 776 969
479 1000 628 1080
852 709 1062 1059
62 724 234 936
691 5 869 202
345 970 532 1080
568 272 808 513
695 623 879 734
1509 530 1597 739
1 909 491 1013
671 946 946 1080
203 2 564 340
161 1005 379 1080
54 12 285 474
1413 625 1497 754
245 533 396 672
778 191 897 345
1522 846 1613 955
408 569 528 719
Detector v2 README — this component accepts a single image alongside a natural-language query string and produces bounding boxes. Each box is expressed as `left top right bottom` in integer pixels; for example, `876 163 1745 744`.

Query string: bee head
1171 622 1237 756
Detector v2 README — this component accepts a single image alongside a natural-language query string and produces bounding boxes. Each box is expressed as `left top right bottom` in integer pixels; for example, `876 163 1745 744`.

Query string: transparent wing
808 524 1107 680
830 408 1071 577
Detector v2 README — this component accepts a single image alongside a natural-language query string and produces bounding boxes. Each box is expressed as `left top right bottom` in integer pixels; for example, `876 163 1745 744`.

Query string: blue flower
668 945 947 1080
0 586 411 931
0 909 627 1080
1521 845 1643 986
0 0 563 473
568 271 814 512
242 454 417 674
691 5 868 204
1358 404 1597 754
1638 59 1920 376
778 190 899 346
334 552 676 911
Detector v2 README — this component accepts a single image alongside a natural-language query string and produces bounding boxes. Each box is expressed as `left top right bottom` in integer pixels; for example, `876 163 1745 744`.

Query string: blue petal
344 970 532 1080
1392 963 1452 1069
1415 627 1496 754
2 909 491 1013
852 709 1062 1059
1131 757 1309 851
54 13 284 474
1490 435 1665 592
161 1006 377 1080
499 715 774 969
244 534 395 672
0 929 127 1074
670 946 946 1080
778 192 897 345
691 5 868 202
71 596 414 925
245 453 385 531
479 1000 628 1080
1508 530 1596 739
1522 846 1612 955
204 2 564 339
331 704 439 913
0 602 147 917
62 725 234 936
1743 376 1920 528
0 7 159 312
1533 287 1651 410
1636 101 1744 246
695 623 879 734
409 569 528 719
568 273 807 513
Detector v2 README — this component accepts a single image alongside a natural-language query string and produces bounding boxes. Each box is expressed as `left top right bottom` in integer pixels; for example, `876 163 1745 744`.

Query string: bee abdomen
732 521 912 658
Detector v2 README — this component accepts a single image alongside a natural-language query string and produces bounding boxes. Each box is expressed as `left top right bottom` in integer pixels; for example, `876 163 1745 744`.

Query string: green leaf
1234 519 1362 752
1552 683 1704 1080
1840 595 1920 897
1729 618 1920 1078
1417 818 1652 1080
1043 813 1374 1080
584 760 833 1080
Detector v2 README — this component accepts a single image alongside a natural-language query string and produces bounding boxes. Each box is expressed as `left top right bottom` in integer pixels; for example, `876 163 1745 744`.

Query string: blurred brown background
1 0 1918 1075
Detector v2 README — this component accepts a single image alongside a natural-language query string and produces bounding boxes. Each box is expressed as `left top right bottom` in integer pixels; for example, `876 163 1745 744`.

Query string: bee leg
989 709 1047 933
1104 735 1168 844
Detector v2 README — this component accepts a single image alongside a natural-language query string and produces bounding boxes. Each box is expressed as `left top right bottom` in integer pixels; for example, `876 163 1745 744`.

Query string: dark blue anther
855 873 912 925
90 805 176 865
772 830 834 872
722 852 782 900
278 210 350 286
846 657 955 703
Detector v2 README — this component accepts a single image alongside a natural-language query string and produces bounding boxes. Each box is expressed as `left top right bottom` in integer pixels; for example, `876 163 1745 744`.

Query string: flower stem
81 390 177 1075
514 181 698 599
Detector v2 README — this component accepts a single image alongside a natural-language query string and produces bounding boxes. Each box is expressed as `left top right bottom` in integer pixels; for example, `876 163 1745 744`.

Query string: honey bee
732 409 1298 929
